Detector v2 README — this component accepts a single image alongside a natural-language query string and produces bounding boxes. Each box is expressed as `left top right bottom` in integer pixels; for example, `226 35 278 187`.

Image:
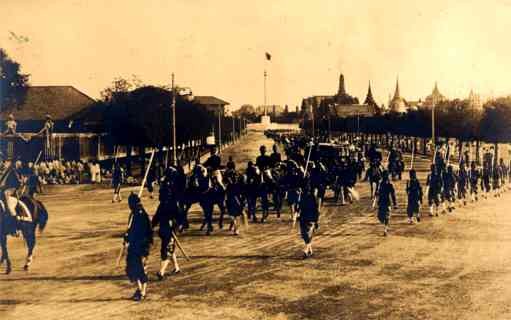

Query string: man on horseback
204 147 222 172
0 159 49 274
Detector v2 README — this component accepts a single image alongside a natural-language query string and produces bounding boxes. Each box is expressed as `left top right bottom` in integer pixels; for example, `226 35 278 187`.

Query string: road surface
2 131 511 320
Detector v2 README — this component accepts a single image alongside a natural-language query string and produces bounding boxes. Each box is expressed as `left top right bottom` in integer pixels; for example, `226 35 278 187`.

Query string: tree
0 48 30 111
480 99 511 163
100 75 143 103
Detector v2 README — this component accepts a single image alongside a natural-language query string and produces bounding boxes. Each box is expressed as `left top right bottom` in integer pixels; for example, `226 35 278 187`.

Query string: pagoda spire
364 81 377 107
432 81 440 95
338 73 346 95
393 77 400 100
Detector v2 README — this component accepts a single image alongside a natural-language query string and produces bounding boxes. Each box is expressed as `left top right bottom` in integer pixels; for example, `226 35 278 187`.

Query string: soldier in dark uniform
469 161 481 202
256 145 272 171
493 159 503 197
333 158 346 205
426 164 444 216
283 161 303 221
298 182 319 259
406 169 423 224
365 161 383 200
226 156 235 171
310 161 327 210
343 158 358 204
443 165 457 212
152 176 181 281
204 147 222 171
457 161 469 206
225 168 244 235
112 162 123 203
244 161 261 222
124 193 153 301
374 171 397 236
173 163 188 231
270 144 282 168
366 143 382 165
481 163 492 199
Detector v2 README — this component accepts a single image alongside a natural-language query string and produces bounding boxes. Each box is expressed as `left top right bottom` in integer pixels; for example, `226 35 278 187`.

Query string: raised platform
247 122 300 132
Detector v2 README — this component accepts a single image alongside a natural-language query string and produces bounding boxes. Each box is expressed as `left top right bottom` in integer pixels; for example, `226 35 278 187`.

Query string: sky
2 0 511 110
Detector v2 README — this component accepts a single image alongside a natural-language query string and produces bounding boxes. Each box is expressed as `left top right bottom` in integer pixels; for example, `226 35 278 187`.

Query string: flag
265 52 271 61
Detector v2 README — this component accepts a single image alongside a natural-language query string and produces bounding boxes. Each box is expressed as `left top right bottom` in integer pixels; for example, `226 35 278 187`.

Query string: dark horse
183 165 226 235
0 194 48 274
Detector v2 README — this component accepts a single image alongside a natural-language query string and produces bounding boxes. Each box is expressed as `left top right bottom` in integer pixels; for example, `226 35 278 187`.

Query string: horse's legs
1 234 11 274
217 200 226 229
202 201 213 235
22 225 36 271
260 193 269 222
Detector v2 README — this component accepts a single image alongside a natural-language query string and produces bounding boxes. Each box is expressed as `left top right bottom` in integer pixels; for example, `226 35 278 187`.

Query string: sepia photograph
1 1 511 319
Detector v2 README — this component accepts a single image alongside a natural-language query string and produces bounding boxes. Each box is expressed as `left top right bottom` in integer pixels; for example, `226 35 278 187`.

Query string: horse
0 194 48 274
183 165 226 235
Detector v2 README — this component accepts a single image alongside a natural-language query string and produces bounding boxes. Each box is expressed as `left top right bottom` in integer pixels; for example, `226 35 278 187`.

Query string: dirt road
2 131 511 320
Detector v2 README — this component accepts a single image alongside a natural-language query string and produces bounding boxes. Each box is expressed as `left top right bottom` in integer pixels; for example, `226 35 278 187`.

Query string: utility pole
232 115 235 142
432 103 436 156
311 104 315 138
171 73 177 166
264 70 267 116
218 108 222 152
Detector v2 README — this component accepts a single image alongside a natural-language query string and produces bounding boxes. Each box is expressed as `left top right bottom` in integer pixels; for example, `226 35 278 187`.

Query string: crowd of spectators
0 159 109 186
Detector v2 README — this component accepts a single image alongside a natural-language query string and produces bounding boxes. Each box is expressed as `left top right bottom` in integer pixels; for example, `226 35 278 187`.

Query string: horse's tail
35 200 49 233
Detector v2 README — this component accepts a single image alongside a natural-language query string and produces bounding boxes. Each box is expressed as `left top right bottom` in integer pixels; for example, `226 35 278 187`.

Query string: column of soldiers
120 134 511 301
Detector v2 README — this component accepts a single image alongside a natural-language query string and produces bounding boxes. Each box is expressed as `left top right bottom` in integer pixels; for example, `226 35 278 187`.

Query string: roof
194 96 230 106
0 86 96 121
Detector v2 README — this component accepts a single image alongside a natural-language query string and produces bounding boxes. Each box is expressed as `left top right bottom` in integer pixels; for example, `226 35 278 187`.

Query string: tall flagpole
264 70 267 116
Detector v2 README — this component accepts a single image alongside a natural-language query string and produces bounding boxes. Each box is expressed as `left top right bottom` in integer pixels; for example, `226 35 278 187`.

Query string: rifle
172 230 190 261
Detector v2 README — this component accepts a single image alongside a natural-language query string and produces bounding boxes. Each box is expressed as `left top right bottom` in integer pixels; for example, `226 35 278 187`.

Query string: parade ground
2 131 511 320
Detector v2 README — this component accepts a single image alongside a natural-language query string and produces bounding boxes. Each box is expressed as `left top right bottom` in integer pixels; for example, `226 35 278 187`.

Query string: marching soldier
406 169 423 224
256 145 273 171
204 146 222 171
270 144 282 168
374 171 397 236
493 159 503 197
365 161 383 200
443 165 458 212
244 161 261 222
469 161 481 202
457 161 469 206
283 160 303 221
310 161 327 210
298 182 319 259
224 168 244 235
426 164 443 216
124 193 153 301
152 172 181 281
112 162 123 203
481 162 492 199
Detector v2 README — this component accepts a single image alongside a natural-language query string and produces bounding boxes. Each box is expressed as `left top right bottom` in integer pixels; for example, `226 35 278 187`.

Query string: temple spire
364 81 377 107
393 77 400 100
433 81 440 95
338 73 346 95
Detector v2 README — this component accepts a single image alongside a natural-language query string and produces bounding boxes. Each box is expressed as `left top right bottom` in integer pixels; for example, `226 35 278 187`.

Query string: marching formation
2 129 511 303
118 132 511 301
